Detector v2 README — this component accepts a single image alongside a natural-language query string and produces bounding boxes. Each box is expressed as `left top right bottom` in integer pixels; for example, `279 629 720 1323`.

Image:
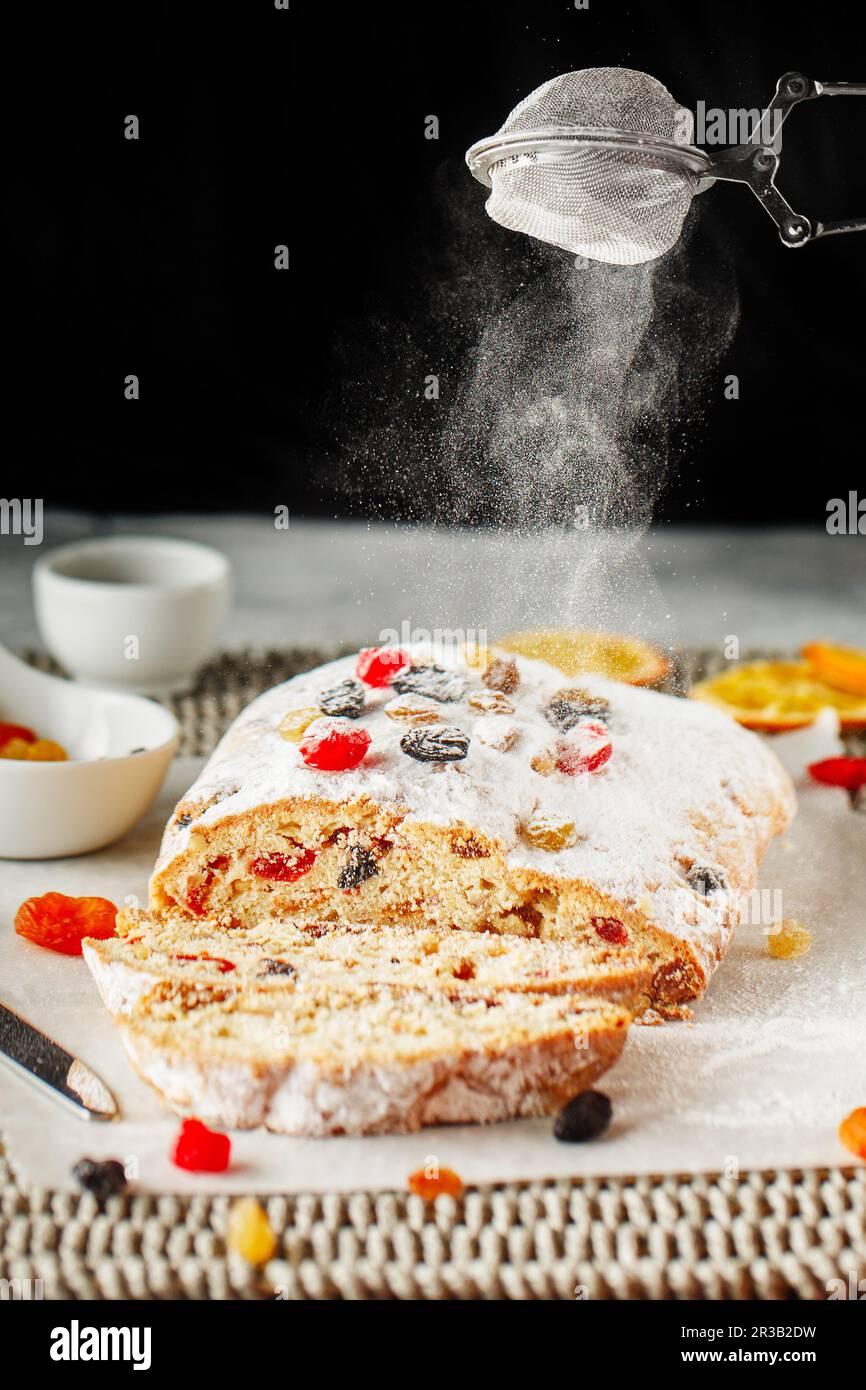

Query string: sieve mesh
484 68 700 265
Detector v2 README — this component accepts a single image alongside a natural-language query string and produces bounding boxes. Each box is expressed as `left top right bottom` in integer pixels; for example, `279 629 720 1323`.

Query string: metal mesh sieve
467 68 707 265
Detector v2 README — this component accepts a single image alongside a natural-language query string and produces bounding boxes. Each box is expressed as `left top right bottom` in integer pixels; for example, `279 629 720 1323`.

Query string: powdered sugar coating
153 647 795 983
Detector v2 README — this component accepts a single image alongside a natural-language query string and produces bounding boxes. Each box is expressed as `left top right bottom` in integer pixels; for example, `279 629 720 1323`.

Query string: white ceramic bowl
0 644 179 859
33 535 230 694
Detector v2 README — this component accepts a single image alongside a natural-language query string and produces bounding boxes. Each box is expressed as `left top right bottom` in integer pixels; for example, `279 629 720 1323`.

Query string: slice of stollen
83 906 653 1017
115 976 633 1135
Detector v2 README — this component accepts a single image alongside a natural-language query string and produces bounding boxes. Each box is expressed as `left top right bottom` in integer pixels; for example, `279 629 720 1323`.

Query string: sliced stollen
113 976 633 1135
83 906 654 1017
147 646 795 1015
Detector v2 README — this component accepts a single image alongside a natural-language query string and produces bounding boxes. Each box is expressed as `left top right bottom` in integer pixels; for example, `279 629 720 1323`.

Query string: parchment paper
2 722 864 1194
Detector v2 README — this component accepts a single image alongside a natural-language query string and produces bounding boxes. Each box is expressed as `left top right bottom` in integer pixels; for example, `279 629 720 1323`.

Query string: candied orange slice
496 629 670 686
690 660 866 732
803 641 866 697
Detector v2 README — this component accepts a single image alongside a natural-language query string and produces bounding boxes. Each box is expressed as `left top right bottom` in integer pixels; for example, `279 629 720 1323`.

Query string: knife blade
0 1001 118 1121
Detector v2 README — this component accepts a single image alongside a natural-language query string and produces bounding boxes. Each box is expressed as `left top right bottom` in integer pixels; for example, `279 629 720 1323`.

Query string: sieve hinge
699 72 866 248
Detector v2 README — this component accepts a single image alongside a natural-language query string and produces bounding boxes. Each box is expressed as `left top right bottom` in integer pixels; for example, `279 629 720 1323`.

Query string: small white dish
0 644 179 859
33 535 230 695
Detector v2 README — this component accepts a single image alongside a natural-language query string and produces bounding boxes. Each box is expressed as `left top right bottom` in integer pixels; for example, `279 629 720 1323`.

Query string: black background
5 0 865 523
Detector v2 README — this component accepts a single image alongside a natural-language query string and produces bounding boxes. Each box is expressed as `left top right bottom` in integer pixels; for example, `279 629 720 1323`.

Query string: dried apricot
839 1108 866 1161
26 739 68 762
408 1165 464 1200
14 892 117 956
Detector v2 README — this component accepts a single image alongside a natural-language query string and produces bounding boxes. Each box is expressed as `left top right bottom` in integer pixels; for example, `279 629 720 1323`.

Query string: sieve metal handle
699 72 866 248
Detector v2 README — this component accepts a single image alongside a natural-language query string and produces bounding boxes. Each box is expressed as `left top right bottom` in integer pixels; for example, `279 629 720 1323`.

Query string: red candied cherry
171 1117 231 1172
0 722 36 751
808 757 866 792
250 848 317 881
555 721 612 775
356 646 410 688
592 916 629 946
299 717 370 771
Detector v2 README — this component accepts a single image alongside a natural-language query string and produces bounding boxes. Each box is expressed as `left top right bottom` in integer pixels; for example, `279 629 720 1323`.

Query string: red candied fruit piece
356 646 410 688
0 722 37 751
175 953 237 974
555 720 612 776
14 892 117 956
185 855 230 918
592 916 629 946
250 849 317 882
185 884 209 917
171 1117 231 1173
408 1166 464 1200
300 717 371 771
808 757 866 792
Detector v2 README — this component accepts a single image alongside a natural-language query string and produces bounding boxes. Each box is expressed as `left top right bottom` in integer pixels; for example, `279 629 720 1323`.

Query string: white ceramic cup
33 535 230 694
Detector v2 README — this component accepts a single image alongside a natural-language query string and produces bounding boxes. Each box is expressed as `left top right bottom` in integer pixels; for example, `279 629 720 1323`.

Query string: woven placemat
2 646 864 1301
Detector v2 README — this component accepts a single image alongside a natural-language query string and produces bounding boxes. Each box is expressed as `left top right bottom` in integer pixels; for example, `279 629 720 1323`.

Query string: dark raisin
72 1158 128 1202
318 678 365 719
686 866 728 895
258 958 297 977
338 845 379 889
544 687 610 732
400 727 470 763
390 665 467 703
175 813 193 829
482 658 519 694
554 1090 612 1143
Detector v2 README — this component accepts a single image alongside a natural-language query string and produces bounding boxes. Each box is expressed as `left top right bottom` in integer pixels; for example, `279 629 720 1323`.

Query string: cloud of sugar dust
439 224 739 639
318 161 739 646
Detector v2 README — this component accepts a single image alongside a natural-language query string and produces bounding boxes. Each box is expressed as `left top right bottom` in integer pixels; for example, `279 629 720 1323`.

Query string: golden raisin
279 707 320 743
839 1107 866 1161
408 1165 464 1200
522 815 577 852
531 749 556 776
482 657 519 694
227 1196 278 1265
468 690 514 715
767 919 812 959
383 694 441 725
